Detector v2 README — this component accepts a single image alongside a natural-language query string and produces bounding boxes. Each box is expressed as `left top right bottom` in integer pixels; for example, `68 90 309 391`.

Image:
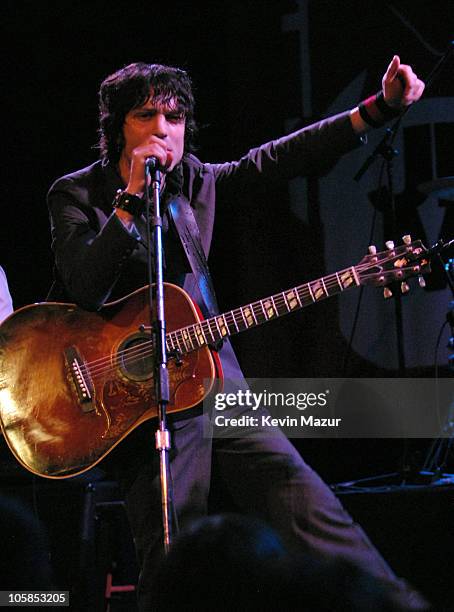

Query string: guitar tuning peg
368 245 377 255
402 235 412 245
418 275 426 288
400 281 410 294
385 240 395 250
383 287 393 299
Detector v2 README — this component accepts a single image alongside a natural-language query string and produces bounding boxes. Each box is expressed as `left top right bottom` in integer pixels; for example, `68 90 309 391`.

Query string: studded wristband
113 189 144 217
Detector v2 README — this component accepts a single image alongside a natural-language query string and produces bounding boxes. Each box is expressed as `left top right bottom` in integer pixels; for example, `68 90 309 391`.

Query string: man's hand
350 55 425 133
382 55 425 109
125 136 172 195
116 137 172 228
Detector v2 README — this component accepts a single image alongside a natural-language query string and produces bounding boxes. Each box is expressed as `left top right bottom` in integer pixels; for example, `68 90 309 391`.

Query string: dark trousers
122 412 411 611
118 341 425 611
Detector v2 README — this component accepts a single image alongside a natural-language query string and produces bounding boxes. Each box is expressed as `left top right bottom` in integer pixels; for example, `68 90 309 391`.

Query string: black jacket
47 110 359 311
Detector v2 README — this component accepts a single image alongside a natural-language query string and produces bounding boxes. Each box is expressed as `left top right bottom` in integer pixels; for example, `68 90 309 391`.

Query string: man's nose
151 113 168 139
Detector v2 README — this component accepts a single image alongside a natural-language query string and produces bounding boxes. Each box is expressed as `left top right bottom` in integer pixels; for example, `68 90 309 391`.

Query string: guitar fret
168 334 175 351
259 300 267 319
271 293 288 316
307 283 315 302
293 287 303 307
204 320 216 343
231 309 244 330
209 319 221 343
239 308 248 328
174 332 184 354
184 329 192 351
335 272 343 291
303 285 314 303
216 315 229 338
222 313 235 335
213 316 222 337
339 268 357 290
189 327 198 349
295 286 306 306
180 330 190 352
186 328 196 350
194 324 206 347
220 314 228 335
189 326 199 347
243 304 257 326
310 281 326 301
270 294 280 315
274 293 288 316
227 311 239 333
186 329 194 351
251 302 265 324
226 314 234 335
262 299 276 319
351 266 360 286
321 277 328 297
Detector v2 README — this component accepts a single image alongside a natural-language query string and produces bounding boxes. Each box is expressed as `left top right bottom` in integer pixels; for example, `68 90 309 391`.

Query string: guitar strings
80 272 386 380
79 261 391 382
81 262 400 380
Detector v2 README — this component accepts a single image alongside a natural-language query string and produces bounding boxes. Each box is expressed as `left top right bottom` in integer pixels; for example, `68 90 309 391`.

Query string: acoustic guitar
0 237 432 478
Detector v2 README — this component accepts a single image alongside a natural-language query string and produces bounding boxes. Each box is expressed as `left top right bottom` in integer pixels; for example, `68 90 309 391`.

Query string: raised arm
210 56 424 185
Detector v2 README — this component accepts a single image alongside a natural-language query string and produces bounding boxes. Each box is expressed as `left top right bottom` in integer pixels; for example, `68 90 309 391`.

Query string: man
47 57 426 609
0 267 13 324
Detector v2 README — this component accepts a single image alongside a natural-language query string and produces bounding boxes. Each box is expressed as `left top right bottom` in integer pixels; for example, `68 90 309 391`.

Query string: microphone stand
144 158 175 552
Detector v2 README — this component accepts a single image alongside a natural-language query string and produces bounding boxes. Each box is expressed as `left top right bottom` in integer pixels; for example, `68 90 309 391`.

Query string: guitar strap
167 197 220 319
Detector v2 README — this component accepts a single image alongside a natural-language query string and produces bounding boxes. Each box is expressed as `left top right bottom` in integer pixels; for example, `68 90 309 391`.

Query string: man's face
122 93 186 171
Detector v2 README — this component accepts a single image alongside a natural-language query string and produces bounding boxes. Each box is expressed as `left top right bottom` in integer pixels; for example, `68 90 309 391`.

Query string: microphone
145 156 159 169
146 154 171 172
145 157 163 184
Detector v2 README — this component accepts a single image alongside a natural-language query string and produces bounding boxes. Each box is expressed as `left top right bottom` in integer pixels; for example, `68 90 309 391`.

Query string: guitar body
0 284 220 479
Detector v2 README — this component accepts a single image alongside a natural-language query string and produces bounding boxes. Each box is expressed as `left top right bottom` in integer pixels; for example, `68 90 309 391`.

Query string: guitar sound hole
118 333 153 382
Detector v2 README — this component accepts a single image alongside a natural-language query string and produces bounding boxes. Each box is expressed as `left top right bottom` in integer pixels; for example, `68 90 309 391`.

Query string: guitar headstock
357 235 431 297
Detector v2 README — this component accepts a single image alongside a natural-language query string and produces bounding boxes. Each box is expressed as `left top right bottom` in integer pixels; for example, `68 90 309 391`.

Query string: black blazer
47 111 359 311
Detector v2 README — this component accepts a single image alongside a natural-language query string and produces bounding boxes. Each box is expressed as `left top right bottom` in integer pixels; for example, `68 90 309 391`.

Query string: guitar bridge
64 346 95 413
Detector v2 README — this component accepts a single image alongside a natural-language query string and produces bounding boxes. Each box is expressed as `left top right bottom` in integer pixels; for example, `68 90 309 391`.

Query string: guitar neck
166 266 360 356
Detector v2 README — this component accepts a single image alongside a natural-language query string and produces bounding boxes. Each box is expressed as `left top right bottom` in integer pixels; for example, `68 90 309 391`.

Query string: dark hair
98 62 197 163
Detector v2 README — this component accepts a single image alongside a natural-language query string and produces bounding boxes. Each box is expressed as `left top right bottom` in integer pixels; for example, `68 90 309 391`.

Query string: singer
47 60 426 610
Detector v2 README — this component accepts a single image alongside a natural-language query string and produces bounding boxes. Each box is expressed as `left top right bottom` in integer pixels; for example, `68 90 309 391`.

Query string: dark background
2 1 454 607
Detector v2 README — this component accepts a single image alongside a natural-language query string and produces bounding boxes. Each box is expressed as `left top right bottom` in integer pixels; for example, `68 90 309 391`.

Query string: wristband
113 189 144 217
375 91 402 120
358 91 402 128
